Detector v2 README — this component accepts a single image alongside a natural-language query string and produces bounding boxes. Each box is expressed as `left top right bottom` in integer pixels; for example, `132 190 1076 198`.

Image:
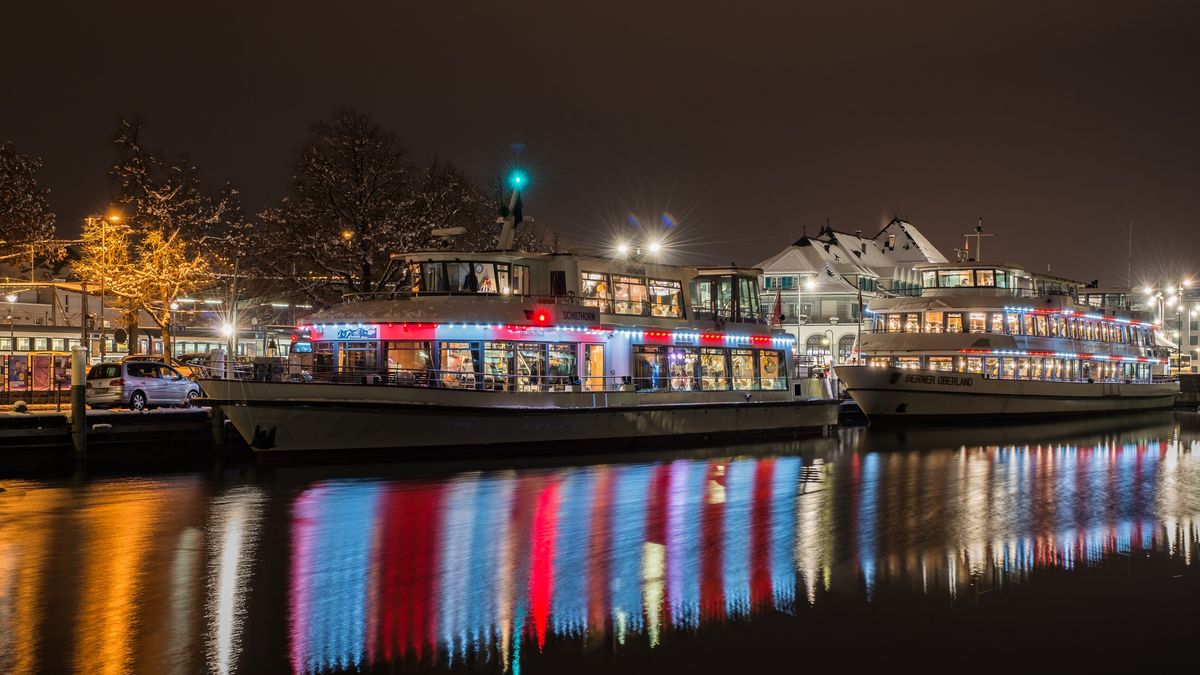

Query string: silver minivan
86 361 203 410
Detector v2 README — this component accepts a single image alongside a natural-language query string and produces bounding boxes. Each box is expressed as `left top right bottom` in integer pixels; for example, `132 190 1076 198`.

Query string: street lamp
1144 280 1190 376
88 211 122 361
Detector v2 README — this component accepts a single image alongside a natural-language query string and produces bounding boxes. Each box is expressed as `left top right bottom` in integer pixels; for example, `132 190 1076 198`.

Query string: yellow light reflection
74 481 170 675
0 483 66 675
642 542 664 647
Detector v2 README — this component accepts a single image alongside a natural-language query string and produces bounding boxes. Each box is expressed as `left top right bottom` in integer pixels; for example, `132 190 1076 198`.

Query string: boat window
385 341 431 380
439 341 477 389
633 345 668 390
580 272 612 312
510 265 528 295
690 279 714 318
1035 315 1048 337
946 313 964 333
547 344 577 389
717 278 734 319
483 341 512 391
514 343 545 391
758 349 785 390
668 347 699 391
868 357 890 368
989 312 1005 334
495 264 512 295
1030 357 1044 380
964 357 983 374
995 271 1009 288
730 349 756 390
1003 358 1017 379
739 277 761 321
968 312 987 333
613 275 650 316
896 356 922 369
446 262 494 293
903 313 921 333
584 344 606 391
649 279 684 318
938 270 973 288
925 311 944 333
1006 313 1022 336
922 271 938 288
1023 314 1036 336
975 270 995 287
985 357 1000 378
929 356 954 371
339 341 378 374
700 348 728 390
421 263 447 292
886 314 902 333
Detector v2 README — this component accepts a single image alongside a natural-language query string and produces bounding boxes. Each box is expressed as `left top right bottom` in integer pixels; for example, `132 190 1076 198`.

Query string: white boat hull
834 365 1179 420
201 379 840 454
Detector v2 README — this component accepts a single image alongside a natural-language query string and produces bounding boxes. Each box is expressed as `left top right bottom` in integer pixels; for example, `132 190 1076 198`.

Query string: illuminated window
649 279 684 318
758 349 785 390
730 348 756 390
925 311 944 333
613 275 649 316
969 313 987 333
937 270 974 288
580 271 611 312
700 348 728 390
929 356 954 371
975 269 995 287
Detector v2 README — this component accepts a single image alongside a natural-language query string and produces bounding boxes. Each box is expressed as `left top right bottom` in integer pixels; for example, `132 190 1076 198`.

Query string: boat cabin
291 250 794 394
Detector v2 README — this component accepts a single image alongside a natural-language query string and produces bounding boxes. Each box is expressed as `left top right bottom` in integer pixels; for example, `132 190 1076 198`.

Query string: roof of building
756 218 949 288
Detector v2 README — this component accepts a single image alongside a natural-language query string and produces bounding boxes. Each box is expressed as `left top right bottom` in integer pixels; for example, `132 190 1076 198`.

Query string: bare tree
0 141 59 270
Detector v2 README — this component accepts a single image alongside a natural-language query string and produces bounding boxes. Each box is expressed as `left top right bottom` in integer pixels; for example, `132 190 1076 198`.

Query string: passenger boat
834 261 1179 420
202 249 840 454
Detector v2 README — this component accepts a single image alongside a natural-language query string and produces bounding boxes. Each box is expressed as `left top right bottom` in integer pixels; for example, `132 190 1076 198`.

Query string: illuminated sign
336 326 378 340
556 307 600 323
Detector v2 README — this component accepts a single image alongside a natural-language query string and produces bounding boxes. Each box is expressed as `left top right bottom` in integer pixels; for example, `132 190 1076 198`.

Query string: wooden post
71 345 87 462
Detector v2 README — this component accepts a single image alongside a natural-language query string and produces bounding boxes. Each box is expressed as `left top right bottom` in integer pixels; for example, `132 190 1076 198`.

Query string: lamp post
1143 280 1190 376
86 212 122 361
797 275 815 366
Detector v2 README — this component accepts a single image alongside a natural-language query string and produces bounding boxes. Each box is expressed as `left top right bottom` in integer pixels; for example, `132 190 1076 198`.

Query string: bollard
71 345 88 462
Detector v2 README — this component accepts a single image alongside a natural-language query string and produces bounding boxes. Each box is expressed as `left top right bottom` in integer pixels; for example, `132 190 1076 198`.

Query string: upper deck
311 249 779 334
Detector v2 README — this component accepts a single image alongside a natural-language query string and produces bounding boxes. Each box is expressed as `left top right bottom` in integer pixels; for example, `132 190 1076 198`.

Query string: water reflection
0 414 1197 674
286 422 1200 674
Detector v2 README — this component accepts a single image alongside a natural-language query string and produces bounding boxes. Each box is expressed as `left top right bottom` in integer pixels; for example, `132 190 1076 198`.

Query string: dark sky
3 1 1198 285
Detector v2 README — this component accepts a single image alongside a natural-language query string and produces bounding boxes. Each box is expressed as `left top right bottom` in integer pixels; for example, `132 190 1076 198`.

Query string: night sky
3 1 1197 285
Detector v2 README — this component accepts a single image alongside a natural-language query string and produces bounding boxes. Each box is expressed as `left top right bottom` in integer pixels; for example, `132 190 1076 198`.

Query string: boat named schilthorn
203 244 839 454
835 260 1179 420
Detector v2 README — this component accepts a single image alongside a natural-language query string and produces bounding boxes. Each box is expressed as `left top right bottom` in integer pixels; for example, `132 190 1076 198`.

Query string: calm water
3 413 1200 674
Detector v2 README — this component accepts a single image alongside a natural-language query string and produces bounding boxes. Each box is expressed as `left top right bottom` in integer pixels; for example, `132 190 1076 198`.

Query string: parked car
120 353 206 380
86 361 203 410
175 351 253 380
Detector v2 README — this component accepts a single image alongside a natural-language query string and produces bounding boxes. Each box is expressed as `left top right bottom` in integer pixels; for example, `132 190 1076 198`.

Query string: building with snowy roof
755 218 949 370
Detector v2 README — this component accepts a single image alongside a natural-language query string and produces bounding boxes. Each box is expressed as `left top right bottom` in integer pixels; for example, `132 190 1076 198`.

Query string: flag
512 189 523 226
770 286 783 326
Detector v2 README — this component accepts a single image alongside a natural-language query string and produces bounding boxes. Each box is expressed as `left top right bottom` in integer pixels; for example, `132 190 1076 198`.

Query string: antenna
1127 220 1133 287
961 218 995 262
